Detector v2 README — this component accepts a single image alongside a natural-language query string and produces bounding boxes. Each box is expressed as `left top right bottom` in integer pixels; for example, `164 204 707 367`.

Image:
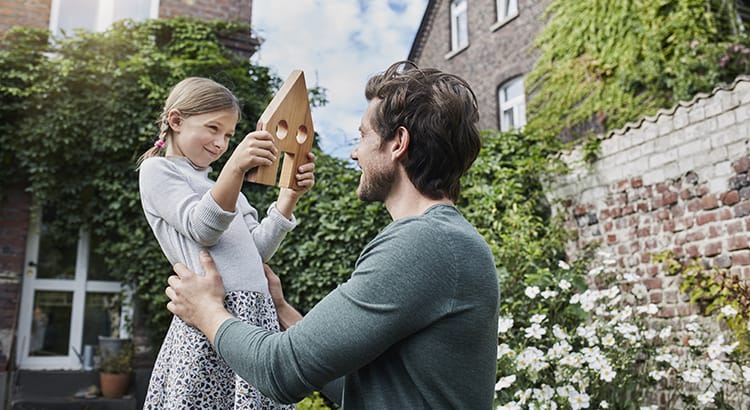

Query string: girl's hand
292 151 316 196
228 131 278 175
275 152 316 219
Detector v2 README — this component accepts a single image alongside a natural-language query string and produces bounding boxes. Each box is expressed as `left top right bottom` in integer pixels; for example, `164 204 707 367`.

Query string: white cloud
251 0 429 159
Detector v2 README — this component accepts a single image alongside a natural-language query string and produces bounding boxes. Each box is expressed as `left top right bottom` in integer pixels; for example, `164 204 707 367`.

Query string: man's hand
166 250 234 344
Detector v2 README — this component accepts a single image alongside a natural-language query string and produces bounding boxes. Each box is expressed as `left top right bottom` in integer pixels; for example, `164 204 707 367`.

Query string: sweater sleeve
241 201 297 262
214 219 454 402
139 158 236 247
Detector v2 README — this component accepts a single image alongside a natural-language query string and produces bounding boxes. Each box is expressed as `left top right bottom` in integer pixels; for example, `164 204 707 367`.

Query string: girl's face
167 108 238 168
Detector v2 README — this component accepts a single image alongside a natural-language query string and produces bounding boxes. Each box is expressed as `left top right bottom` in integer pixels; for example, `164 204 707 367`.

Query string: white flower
553 325 569 340
496 402 521 410
606 286 620 299
623 272 639 282
558 279 572 290
631 283 648 299
497 343 513 359
525 323 546 339
498 316 514 333
587 266 603 276
681 368 704 384
685 322 700 332
599 366 616 382
541 289 559 299
601 333 615 347
644 329 657 340
687 338 702 347
742 365 750 382
720 305 738 317
558 260 571 270
600 401 609 409
516 347 547 372
658 327 672 340
697 390 715 405
635 303 658 315
568 391 590 410
495 375 516 391
525 286 540 299
556 385 574 398
547 341 572 360
530 314 546 323
649 370 667 381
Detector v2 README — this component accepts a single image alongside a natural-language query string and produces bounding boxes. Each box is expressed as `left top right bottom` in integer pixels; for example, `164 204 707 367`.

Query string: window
738 0 750 32
496 0 518 22
49 0 159 35
498 77 526 132
16 207 128 370
450 0 469 52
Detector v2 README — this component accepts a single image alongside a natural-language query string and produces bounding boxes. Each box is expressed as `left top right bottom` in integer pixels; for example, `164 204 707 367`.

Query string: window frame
48 0 160 35
16 209 128 370
448 0 469 56
491 0 519 31
498 76 527 132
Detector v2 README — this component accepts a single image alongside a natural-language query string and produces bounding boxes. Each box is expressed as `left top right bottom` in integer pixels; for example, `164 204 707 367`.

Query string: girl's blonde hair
137 77 241 166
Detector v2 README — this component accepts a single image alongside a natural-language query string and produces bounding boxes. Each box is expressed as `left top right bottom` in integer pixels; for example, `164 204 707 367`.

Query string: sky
250 0 430 160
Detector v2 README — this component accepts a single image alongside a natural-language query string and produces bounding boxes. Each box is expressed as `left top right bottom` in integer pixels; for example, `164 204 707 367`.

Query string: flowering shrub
495 255 750 409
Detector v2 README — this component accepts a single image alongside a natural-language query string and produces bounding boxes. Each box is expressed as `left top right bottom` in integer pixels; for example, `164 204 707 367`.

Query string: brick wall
159 0 257 58
0 0 51 33
0 184 31 369
550 77 750 317
411 0 550 130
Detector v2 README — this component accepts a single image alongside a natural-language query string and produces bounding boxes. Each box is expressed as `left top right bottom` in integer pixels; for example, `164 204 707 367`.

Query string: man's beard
357 163 396 202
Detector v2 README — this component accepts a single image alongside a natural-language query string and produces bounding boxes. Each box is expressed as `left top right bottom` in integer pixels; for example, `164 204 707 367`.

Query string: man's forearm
198 307 235 345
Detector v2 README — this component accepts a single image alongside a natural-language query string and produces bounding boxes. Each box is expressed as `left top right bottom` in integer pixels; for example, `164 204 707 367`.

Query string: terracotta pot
100 372 131 398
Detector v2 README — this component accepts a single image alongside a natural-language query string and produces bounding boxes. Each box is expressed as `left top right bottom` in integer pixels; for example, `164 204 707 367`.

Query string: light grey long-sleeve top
215 204 500 409
139 156 296 294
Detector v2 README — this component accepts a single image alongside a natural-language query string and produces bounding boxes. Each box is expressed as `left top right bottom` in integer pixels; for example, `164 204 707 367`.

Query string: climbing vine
526 0 750 144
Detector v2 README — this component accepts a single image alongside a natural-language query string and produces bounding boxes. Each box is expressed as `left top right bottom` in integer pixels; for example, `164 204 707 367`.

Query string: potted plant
98 338 133 398
97 293 134 398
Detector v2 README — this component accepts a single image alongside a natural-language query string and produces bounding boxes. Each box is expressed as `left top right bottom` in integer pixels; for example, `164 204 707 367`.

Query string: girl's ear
167 109 182 131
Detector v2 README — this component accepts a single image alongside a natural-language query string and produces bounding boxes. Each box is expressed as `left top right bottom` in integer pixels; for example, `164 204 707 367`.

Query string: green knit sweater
215 204 499 409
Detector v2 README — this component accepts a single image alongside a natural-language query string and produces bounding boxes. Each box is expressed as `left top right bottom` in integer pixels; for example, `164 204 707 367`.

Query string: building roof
407 0 438 62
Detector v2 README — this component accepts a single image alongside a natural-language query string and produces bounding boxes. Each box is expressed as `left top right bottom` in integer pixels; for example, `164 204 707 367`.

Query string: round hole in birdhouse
296 125 308 144
276 120 288 139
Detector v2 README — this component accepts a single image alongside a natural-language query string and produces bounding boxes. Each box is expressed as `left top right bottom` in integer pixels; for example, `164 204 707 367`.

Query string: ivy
655 251 750 355
0 19 383 349
526 0 750 145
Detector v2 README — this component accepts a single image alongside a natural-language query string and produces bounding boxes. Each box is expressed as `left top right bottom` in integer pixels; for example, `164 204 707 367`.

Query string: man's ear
167 109 182 131
390 126 410 160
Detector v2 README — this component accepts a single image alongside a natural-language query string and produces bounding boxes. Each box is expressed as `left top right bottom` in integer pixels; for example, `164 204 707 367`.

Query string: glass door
16 207 125 370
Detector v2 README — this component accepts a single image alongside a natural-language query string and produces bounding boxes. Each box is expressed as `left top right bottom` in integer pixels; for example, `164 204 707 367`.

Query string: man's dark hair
365 61 481 202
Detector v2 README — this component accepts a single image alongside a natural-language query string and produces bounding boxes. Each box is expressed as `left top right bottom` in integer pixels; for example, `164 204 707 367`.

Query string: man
166 61 500 409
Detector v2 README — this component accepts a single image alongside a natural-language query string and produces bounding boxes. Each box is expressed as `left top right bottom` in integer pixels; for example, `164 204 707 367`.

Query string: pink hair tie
154 140 165 149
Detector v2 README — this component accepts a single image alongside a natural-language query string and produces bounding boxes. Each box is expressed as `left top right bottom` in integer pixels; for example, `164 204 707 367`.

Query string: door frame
16 210 123 370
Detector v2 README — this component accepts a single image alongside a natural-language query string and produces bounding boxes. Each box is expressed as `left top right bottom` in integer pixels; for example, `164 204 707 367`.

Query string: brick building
0 1 257 407
410 0 750 325
408 0 550 131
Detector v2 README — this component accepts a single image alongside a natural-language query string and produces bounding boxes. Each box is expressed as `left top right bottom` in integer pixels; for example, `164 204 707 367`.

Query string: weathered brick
702 242 723 256
700 194 719 209
731 250 750 266
728 235 749 251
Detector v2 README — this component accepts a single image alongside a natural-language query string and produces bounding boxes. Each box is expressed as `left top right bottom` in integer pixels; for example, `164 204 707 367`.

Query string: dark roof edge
408 0 439 62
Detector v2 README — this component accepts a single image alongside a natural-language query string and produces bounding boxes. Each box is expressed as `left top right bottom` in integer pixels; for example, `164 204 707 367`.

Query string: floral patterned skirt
143 290 295 409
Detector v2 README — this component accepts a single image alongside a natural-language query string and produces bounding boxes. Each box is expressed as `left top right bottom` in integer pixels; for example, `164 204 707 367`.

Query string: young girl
137 77 314 409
